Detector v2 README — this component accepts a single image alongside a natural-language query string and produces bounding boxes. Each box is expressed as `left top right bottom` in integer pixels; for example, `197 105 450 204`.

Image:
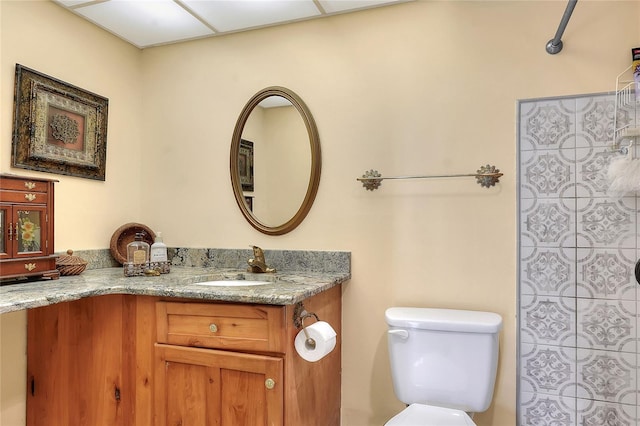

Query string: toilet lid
385 404 476 426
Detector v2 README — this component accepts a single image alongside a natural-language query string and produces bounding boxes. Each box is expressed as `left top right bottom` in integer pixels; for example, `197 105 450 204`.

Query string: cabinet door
14 205 48 257
27 296 132 426
1 204 49 258
0 204 9 259
155 344 283 426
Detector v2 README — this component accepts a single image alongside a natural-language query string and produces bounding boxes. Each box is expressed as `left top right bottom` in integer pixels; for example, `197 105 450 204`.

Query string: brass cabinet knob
209 323 218 333
265 378 275 390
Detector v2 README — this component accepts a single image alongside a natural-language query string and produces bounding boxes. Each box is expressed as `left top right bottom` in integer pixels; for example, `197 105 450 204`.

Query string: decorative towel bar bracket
356 164 503 191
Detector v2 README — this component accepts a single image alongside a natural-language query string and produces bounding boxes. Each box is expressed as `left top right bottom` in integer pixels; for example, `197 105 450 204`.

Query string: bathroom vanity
2 263 348 426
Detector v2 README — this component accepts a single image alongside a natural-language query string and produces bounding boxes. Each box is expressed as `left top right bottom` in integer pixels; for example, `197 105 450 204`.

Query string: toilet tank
385 307 502 413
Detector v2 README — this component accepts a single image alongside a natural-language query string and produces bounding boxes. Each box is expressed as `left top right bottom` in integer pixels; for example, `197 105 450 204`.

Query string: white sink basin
193 280 271 287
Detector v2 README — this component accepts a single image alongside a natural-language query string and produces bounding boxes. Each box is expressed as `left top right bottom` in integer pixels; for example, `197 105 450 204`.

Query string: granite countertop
0 266 351 314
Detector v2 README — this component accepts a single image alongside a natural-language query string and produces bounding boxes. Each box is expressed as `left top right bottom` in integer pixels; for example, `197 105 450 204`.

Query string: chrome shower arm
546 0 578 55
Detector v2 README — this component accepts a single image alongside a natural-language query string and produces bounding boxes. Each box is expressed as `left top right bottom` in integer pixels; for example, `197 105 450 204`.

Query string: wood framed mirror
230 87 321 235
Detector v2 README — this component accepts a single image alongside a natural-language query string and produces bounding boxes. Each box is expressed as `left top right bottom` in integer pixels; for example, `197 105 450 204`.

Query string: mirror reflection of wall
242 97 311 227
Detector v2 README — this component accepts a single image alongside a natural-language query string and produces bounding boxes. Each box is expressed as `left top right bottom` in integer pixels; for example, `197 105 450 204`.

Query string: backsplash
518 93 640 425
64 249 120 270
169 248 350 273
62 248 351 274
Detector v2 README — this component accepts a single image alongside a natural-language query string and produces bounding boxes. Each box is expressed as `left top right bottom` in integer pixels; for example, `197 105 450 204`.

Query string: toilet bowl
385 404 476 426
384 307 502 426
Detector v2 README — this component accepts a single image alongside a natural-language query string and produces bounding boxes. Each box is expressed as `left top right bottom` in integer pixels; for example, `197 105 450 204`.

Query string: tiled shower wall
518 93 640 425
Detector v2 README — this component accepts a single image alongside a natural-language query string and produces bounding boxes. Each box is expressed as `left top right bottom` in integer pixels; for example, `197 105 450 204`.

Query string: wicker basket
110 223 155 265
56 249 88 276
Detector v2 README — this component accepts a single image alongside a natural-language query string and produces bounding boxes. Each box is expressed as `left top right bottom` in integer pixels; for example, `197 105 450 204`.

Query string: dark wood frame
244 195 253 212
239 139 254 191
11 64 109 181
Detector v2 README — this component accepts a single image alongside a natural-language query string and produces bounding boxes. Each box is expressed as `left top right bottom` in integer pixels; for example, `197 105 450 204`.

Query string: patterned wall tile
520 343 576 397
576 299 636 353
519 392 575 426
577 349 637 405
638 294 640 346
576 399 637 426
520 295 576 347
576 248 637 300
575 147 619 198
520 198 576 248
576 92 635 150
520 99 576 151
520 149 576 199
521 246 576 297
519 93 640 426
577 197 636 248
576 96 619 148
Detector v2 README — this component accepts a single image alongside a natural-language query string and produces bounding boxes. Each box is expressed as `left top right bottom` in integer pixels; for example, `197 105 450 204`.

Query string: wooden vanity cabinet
154 302 287 425
151 287 342 426
26 295 135 426
0 174 58 282
26 285 342 426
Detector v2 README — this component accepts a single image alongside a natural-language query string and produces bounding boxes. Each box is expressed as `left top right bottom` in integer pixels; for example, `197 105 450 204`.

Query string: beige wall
261 105 310 226
1 0 639 425
240 104 310 226
0 1 142 425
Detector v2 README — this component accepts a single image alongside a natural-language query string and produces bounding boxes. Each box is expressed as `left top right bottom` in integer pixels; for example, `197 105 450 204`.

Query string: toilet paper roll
294 321 337 362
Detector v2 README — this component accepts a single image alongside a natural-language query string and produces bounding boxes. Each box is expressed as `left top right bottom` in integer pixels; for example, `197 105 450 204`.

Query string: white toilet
384 307 503 426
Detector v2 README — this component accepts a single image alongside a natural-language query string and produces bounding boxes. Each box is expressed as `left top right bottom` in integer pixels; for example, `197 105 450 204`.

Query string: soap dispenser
127 233 149 265
150 232 168 262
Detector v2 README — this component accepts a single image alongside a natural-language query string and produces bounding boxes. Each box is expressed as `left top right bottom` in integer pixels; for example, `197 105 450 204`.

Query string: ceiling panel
182 0 322 33
69 0 214 47
53 0 412 49
319 0 404 14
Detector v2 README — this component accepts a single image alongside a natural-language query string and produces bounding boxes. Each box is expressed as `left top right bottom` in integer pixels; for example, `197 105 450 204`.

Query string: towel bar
357 164 503 191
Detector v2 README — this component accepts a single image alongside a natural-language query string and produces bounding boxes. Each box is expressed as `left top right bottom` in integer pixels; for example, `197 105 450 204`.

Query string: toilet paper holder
293 302 321 350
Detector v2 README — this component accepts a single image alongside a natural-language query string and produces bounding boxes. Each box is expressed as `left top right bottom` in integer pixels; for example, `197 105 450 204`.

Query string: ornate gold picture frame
239 139 254 191
11 64 108 181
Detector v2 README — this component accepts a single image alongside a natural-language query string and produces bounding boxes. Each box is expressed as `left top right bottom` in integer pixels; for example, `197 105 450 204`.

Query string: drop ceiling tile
319 0 403 14
72 0 215 48
182 0 321 33
52 0 413 49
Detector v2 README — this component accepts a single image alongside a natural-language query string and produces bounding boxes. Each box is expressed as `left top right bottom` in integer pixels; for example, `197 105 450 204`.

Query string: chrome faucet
247 245 276 273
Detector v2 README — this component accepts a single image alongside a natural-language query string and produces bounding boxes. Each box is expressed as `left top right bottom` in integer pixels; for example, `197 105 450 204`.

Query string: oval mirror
230 87 321 235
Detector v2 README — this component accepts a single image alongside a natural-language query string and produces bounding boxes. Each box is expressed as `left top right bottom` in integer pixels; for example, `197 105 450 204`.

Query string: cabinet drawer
0 178 49 192
0 256 57 278
156 301 286 353
0 190 48 204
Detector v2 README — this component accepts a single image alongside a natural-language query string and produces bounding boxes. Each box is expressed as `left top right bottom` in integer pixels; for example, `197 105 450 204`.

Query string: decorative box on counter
56 249 88 276
123 261 170 277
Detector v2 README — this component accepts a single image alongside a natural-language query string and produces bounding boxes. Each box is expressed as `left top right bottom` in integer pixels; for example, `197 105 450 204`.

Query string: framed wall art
244 195 253 212
11 64 109 181
239 139 254 191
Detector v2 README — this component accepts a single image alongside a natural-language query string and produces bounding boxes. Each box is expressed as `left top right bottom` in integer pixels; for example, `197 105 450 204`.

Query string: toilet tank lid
385 307 503 333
